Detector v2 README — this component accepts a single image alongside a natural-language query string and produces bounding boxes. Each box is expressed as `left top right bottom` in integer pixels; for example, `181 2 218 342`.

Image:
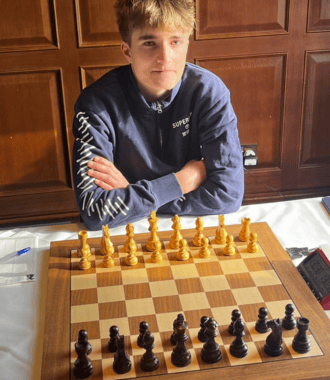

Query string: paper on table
0 237 38 286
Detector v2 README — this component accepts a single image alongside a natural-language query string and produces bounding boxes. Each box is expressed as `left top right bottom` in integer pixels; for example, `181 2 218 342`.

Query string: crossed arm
87 156 207 195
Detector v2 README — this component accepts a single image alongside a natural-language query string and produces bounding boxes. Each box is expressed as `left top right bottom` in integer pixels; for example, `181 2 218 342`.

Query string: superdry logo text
172 112 192 137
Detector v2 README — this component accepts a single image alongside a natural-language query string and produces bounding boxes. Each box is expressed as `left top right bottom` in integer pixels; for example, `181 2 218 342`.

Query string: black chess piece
201 318 222 363
229 318 248 358
171 314 191 367
137 321 149 348
74 330 93 379
228 309 241 336
170 313 182 345
78 330 92 355
264 318 284 357
282 303 297 330
108 325 119 352
113 335 132 374
292 317 311 354
140 331 159 372
197 316 209 342
255 307 270 333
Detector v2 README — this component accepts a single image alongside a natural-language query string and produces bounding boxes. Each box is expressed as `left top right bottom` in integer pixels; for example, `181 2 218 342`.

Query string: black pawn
137 321 149 348
201 318 222 363
255 307 270 333
198 316 209 342
228 309 241 336
282 303 297 330
108 325 119 352
74 330 93 379
170 313 182 345
140 331 159 372
171 315 191 367
229 318 248 358
78 330 92 355
292 317 311 354
264 319 283 357
113 335 132 374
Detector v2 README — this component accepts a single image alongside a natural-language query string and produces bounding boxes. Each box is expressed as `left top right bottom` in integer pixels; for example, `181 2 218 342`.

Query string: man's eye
143 41 155 46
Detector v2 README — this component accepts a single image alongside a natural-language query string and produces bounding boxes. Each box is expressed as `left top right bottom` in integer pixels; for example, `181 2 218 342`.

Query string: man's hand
87 157 129 191
175 160 207 195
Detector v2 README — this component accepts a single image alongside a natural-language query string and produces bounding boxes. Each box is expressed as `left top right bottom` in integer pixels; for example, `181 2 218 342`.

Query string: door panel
0 0 57 52
196 0 289 39
197 55 285 168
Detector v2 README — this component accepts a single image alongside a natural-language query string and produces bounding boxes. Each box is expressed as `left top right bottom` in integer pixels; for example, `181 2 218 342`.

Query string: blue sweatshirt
72 63 244 230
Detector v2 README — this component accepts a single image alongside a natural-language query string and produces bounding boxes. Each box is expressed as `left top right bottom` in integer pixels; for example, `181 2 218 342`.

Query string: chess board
41 222 330 380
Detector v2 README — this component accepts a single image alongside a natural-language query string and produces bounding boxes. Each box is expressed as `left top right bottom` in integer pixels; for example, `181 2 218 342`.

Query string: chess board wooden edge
41 222 330 380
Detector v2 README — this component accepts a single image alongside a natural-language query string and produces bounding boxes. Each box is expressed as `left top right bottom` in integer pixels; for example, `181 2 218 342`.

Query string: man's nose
157 43 172 64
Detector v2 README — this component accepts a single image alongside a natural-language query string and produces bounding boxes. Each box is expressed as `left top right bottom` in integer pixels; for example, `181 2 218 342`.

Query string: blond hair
115 0 195 43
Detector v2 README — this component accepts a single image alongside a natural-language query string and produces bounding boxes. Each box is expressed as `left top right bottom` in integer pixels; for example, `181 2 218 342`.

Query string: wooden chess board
41 222 330 379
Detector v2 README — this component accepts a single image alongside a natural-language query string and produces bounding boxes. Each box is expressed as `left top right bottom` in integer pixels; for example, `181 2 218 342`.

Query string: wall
0 0 329 225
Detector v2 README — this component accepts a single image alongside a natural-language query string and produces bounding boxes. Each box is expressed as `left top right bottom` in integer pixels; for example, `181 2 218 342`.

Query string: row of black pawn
108 313 226 372
73 303 311 379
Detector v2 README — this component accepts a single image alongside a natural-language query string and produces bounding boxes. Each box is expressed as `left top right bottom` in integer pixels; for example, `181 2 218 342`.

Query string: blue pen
17 247 31 256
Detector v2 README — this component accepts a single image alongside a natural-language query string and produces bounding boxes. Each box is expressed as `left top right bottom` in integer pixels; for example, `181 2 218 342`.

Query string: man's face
121 27 190 102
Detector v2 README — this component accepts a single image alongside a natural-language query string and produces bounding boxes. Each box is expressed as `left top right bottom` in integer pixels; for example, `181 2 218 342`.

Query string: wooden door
0 0 329 226
191 0 330 203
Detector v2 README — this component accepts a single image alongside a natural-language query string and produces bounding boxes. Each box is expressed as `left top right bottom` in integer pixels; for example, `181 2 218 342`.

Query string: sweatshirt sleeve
72 105 183 230
157 90 244 216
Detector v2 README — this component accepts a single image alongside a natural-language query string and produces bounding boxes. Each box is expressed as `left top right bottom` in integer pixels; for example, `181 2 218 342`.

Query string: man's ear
121 42 132 63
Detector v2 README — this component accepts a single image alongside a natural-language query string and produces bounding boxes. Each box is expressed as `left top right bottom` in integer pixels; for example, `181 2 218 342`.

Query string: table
0 197 329 380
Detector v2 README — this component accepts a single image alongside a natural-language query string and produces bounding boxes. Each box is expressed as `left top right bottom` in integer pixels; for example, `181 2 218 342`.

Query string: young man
72 0 244 231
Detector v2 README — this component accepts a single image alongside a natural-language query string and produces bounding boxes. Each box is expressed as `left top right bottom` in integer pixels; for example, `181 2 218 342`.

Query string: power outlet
241 144 258 167
242 144 258 155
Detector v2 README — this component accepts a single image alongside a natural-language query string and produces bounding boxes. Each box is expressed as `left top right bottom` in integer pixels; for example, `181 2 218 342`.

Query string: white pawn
247 232 259 253
199 236 211 258
151 240 163 263
125 239 138 266
223 235 235 256
177 239 190 261
102 243 115 268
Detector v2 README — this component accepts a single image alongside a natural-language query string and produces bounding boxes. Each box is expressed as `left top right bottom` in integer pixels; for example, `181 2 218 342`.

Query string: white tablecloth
0 197 329 380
